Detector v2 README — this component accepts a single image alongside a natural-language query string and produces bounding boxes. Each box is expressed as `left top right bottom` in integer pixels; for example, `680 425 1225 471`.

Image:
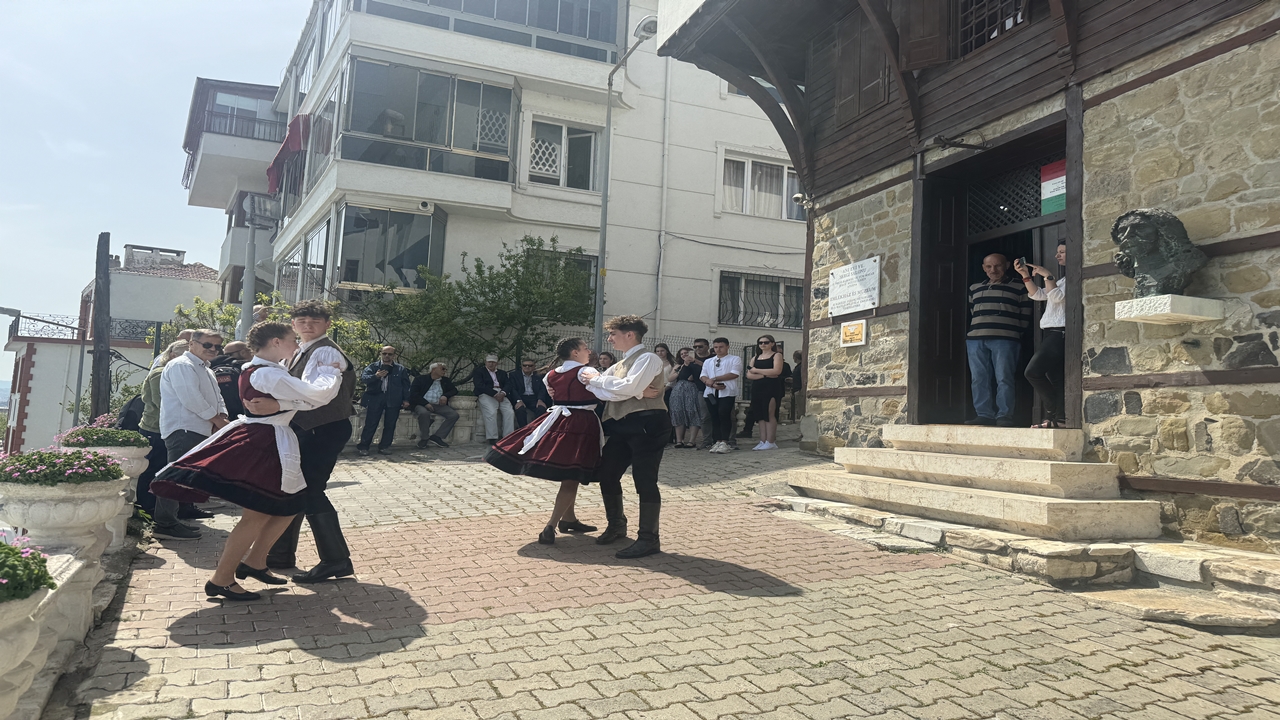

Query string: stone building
659 0 1280 552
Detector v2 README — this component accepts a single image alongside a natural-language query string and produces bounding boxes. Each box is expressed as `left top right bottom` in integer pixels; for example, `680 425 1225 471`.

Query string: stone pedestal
1114 294 1226 324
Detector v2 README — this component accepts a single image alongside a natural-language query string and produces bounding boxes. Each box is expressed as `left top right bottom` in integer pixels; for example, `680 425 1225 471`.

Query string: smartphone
1018 256 1028 269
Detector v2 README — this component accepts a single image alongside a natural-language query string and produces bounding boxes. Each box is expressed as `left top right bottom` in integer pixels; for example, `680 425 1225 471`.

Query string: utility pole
89 232 112 419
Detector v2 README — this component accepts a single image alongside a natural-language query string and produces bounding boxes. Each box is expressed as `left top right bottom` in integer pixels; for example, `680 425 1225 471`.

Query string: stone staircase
789 425 1163 542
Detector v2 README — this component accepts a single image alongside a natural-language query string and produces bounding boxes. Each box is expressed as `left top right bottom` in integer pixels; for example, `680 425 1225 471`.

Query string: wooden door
912 177 968 424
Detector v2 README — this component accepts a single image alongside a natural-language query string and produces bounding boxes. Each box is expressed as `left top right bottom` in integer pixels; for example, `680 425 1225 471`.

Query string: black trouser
705 395 736 442
514 394 544 428
1025 328 1066 419
136 429 167 512
298 419 352 513
597 411 671 504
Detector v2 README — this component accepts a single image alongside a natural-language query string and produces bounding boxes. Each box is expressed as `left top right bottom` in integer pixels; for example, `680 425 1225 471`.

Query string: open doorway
910 123 1078 427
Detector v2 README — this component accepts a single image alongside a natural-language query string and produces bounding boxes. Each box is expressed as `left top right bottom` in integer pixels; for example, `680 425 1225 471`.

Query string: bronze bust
1111 209 1208 298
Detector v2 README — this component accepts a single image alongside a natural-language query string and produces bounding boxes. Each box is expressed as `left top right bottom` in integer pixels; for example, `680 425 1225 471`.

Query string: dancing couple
151 301 358 600
486 315 672 559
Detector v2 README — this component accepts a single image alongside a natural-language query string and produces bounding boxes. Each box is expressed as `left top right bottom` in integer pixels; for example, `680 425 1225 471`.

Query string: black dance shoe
236 563 288 585
292 559 354 584
205 581 261 601
538 527 555 545
557 520 597 533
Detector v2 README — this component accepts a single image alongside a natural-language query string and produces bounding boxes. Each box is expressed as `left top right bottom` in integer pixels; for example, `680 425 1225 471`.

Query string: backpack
116 395 144 431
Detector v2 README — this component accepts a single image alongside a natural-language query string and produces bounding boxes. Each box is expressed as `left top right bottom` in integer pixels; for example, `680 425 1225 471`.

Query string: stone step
834 447 1120 499
788 467 1161 542
881 424 1084 461
1075 588 1280 629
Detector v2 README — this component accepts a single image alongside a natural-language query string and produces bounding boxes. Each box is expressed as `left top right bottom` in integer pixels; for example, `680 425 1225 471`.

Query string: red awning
266 114 310 195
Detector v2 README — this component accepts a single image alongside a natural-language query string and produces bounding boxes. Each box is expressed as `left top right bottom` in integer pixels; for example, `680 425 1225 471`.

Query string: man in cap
471 354 515 445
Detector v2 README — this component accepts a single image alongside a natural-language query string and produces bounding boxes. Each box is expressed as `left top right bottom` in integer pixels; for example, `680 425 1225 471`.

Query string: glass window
717 274 741 326
454 19 532 45
587 0 616 43
750 162 784 219
349 60 418 139
565 128 594 190
559 0 589 37
415 73 452 146
429 149 511 181
722 159 745 214
306 85 339 190
743 277 781 326
718 272 803 328
463 0 496 17
530 0 558 29
339 205 446 289
529 121 562 184
496 0 528 23
529 121 595 190
301 221 329 300
452 80 482 153
341 136 429 169
367 0 450 28
431 0 463 10
786 169 806 221
478 85 512 155
277 244 302 303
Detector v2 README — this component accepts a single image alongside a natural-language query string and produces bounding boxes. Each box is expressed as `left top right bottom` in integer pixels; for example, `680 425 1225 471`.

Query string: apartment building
183 0 807 351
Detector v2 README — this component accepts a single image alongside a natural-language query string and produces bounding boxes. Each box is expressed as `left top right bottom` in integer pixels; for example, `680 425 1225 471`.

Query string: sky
0 0 312 384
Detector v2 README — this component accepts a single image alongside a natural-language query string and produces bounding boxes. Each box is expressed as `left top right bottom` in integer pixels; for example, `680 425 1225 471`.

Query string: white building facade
190 0 808 354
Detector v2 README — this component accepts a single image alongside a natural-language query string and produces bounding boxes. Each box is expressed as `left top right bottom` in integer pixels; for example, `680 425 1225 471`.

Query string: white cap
485 354 499 362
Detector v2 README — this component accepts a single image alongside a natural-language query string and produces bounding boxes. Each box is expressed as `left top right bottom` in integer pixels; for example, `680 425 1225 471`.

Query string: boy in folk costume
584 315 673 559
150 322 343 600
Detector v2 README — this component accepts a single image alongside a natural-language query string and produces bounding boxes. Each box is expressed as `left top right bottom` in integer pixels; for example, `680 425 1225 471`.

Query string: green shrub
59 427 148 448
0 534 57 603
0 449 124 486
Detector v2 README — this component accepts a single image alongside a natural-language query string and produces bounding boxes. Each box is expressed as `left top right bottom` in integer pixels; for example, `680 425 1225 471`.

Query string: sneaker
761 442 777 450
752 441 766 450
357 447 370 456
427 435 449 448
153 523 201 540
416 439 430 449
713 442 730 454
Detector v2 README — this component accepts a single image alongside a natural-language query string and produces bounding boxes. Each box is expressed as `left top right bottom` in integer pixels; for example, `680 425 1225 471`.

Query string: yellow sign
840 319 867 347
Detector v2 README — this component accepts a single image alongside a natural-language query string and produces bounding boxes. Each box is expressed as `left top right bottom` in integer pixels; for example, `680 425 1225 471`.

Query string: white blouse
1028 277 1066 329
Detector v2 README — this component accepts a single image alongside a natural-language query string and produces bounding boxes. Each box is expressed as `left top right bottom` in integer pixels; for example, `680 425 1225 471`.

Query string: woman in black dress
745 335 784 450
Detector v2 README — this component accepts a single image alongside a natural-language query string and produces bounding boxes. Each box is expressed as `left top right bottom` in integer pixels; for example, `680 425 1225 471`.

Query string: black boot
266 513 303 569
616 503 661 559
595 494 628 545
292 512 354 583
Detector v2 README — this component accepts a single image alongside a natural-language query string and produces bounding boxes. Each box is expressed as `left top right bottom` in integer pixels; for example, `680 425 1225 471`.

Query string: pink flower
0 579 8 585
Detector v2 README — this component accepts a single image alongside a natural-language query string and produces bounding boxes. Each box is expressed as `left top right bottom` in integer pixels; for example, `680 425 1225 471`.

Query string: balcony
183 110 286 210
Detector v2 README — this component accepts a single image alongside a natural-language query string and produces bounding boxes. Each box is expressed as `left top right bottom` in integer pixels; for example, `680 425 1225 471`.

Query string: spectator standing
357 346 412 456
669 347 703 448
507 359 551 428
745 335 784 450
151 329 194 369
137 340 189 514
653 343 678 410
691 338 715 449
408 362 459 448
966 253 1032 427
157 329 230 539
472 354 515 444
598 351 616 371
1016 241 1068 428
700 337 743 454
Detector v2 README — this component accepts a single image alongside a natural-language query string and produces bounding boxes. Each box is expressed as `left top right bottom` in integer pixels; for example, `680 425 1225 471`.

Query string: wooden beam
1082 366 1280 392
1047 0 1079 68
1064 84 1084 429
809 386 906 399
809 302 909 329
722 16 815 190
689 50 806 180
856 0 922 139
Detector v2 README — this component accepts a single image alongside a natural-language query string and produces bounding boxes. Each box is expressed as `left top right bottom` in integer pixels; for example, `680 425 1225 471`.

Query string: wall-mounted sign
828 256 880 317
1041 159 1066 214
840 319 867 347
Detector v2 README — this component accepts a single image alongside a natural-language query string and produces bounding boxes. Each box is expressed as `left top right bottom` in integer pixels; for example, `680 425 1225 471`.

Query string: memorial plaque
828 256 880 317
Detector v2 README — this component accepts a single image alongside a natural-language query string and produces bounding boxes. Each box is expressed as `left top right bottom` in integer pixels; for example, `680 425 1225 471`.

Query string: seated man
409 362 460 448
471 354 515 444
966 253 1032 427
506 358 550 428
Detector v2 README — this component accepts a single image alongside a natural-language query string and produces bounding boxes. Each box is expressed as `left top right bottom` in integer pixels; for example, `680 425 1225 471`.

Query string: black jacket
505 372 551 407
360 361 412 407
408 374 459 409
471 365 511 398
209 356 246 420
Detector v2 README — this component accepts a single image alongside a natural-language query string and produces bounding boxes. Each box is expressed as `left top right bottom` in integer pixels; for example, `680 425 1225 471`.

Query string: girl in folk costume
150 322 343 601
485 337 662 545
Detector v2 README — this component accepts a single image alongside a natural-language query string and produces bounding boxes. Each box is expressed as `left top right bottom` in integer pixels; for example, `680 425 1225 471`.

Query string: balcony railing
7 314 158 344
182 111 288 189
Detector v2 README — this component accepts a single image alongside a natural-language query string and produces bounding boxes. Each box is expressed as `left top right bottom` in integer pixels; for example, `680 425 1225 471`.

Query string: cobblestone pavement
50 430 1280 720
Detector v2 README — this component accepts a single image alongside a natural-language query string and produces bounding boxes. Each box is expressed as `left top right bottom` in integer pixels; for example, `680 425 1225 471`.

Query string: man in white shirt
157 329 229 539
151 328 194 369
699 337 742 454
584 314 672 559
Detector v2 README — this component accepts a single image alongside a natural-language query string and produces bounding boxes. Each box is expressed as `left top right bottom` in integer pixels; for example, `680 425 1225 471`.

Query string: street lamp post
594 15 658 353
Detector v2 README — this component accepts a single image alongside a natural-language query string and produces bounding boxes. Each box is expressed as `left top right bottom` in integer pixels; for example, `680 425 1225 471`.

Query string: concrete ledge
789 468 1158 541
1114 294 1227 324
881 425 1085 461
833 447 1121 499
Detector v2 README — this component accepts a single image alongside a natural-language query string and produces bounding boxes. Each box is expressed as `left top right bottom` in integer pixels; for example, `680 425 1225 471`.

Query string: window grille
530 137 560 177
718 272 804 329
957 0 1026 56
966 151 1064 236
478 107 510 148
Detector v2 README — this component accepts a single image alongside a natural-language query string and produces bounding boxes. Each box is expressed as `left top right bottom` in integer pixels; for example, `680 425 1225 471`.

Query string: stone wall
805 171 912 452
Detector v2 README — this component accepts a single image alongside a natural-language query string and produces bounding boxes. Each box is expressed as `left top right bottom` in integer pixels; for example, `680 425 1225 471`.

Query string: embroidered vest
601 350 667 422
290 337 356 431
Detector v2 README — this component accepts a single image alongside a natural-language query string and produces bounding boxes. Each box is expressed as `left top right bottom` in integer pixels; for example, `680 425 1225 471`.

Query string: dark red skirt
150 424 306 517
485 408 600 483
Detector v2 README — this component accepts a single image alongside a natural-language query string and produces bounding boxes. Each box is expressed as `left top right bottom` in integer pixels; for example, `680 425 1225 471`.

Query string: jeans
413 403 460 441
966 338 1020 421
1025 329 1066 419
358 399 402 450
478 394 516 440
157 429 207 527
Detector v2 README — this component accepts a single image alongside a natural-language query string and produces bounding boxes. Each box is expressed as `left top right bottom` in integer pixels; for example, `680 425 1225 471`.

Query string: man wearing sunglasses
157 328 230 539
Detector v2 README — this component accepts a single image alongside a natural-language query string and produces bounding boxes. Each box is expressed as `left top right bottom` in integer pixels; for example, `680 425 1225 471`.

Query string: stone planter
66 446 150 552
0 477 131 554
0 589 50 679
71 445 150 484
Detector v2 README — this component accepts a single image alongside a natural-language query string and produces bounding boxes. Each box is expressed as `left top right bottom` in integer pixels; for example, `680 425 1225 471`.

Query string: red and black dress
485 363 603 483
150 364 311 516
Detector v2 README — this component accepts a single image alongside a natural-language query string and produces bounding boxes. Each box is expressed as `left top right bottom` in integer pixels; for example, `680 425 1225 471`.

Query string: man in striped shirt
965 253 1032 427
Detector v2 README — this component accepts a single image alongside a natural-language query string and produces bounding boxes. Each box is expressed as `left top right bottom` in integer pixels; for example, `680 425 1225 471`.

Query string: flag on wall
1041 159 1066 214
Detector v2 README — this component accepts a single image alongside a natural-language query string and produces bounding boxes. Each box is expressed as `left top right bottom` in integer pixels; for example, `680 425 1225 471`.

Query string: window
206 92 285 142
338 205 448 290
722 157 802 221
277 244 303 303
300 222 329 300
529 121 596 190
834 7 887 124
344 58 514 182
531 248 597 297
786 169 806 221
718 272 804 329
727 78 784 104
306 85 339 191
958 0 1026 56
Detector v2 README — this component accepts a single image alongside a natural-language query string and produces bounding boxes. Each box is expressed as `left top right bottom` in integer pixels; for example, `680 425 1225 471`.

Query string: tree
151 297 240 348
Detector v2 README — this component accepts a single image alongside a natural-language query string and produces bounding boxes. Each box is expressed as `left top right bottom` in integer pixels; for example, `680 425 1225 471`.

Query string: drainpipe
655 57 673 337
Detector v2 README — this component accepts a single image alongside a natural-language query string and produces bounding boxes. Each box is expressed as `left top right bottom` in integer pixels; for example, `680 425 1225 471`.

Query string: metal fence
7 314 159 344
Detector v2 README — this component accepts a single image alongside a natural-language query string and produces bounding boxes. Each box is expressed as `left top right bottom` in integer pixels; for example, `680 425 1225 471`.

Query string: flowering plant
58 427 148 449
0 449 124 486
0 532 56 603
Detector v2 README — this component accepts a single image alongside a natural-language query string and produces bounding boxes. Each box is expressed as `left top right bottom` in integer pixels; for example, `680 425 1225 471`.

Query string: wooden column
1064 86 1085 429
90 232 112 420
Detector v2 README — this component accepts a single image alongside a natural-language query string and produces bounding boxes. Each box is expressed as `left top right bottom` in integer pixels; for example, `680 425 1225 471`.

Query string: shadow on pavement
516 535 802 597
135 525 233 571
166 580 429 659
